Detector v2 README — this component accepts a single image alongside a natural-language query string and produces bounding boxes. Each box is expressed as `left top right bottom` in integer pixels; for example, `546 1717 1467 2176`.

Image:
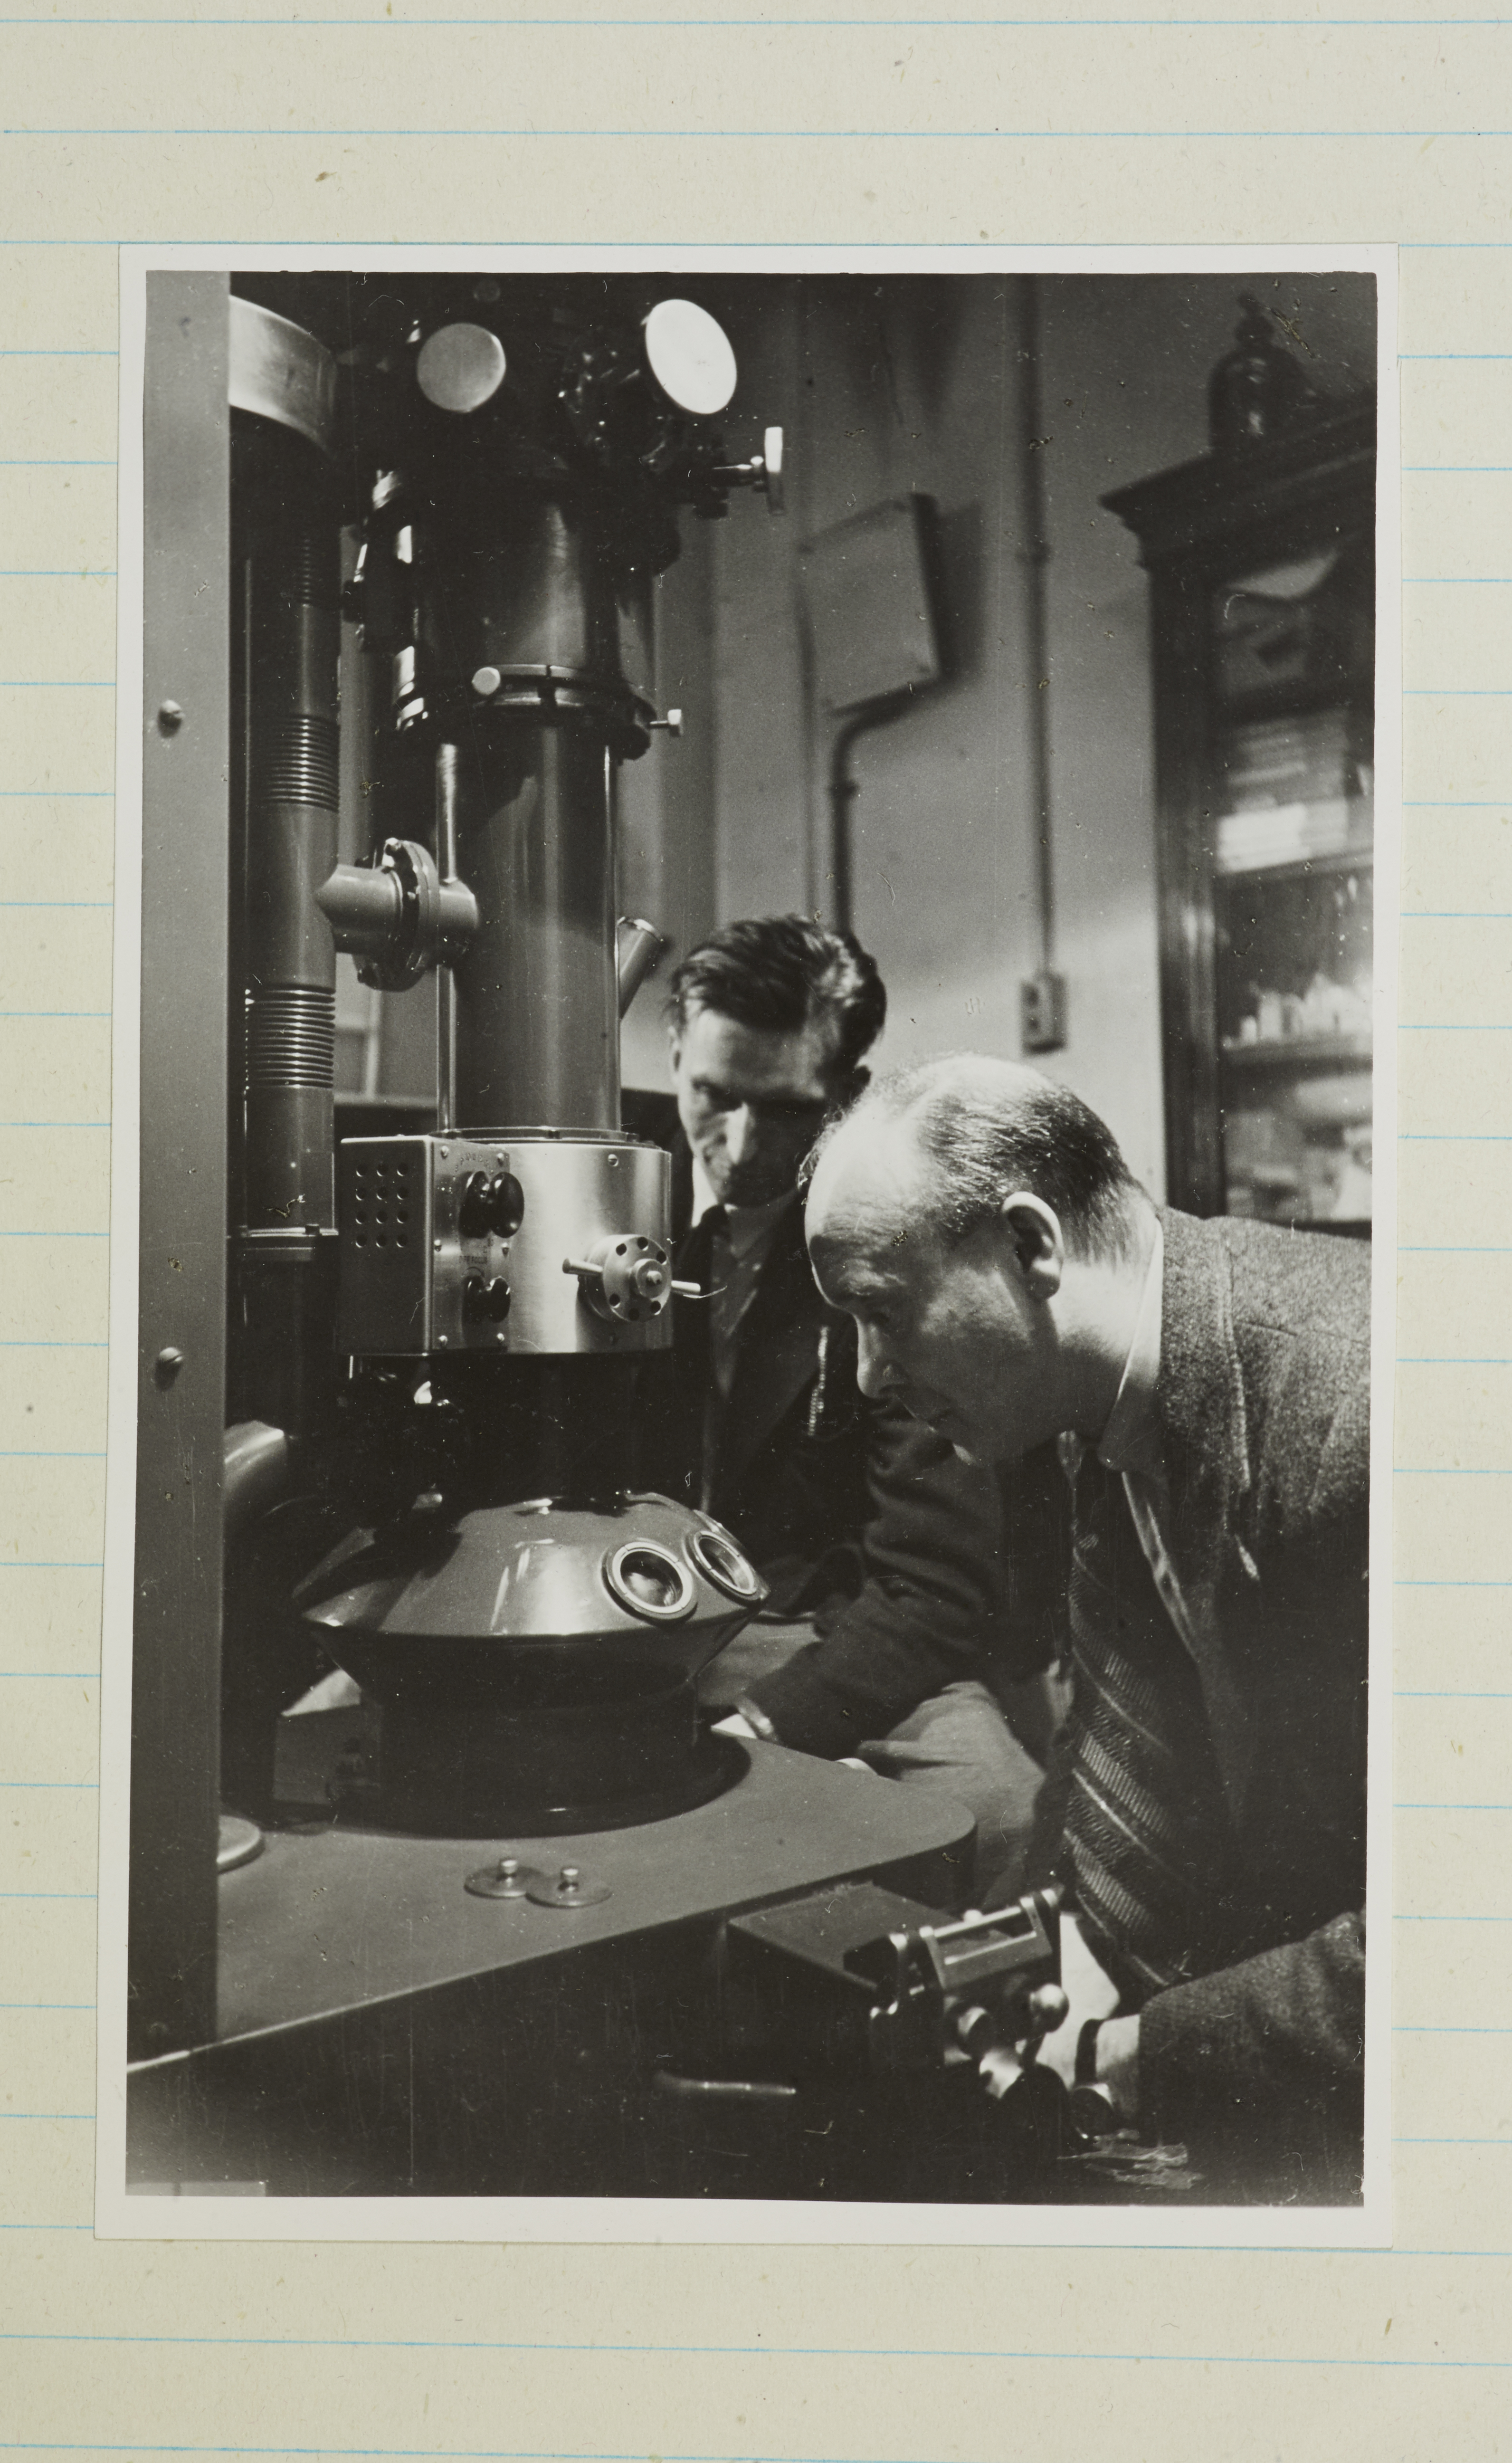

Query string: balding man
805 1055 1369 2195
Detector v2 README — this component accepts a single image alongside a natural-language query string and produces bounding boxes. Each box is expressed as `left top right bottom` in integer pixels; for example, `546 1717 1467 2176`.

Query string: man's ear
826 1062 869 1113
999 1192 1064 1300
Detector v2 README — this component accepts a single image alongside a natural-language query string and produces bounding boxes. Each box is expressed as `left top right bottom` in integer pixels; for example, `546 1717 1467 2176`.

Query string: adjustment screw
156 701 183 735
153 1346 184 1384
560 1865 580 1890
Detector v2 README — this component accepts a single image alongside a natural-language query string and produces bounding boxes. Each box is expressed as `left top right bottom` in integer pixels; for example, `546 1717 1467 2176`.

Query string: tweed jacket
635 1196 1066 1760
1041 1206 1371 2183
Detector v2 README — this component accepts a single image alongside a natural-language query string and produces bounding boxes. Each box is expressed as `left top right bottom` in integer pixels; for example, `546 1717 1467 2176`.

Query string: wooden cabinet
1104 396 1376 1230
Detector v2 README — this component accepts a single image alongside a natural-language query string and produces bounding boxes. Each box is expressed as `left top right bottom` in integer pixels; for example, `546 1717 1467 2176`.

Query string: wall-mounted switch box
1020 968 1067 1055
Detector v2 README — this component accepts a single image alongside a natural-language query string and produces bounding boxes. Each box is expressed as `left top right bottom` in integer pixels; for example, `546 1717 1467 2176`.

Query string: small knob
484 1277 511 1324
650 708 683 737
462 1273 488 1325
760 425 786 514
457 1171 492 1239
485 1171 524 1238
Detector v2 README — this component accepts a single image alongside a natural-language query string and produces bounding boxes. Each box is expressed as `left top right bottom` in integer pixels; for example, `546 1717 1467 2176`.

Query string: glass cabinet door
1207 538 1374 1230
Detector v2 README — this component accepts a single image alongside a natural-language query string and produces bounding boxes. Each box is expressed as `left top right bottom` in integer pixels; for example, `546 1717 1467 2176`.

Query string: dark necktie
1058 1450 1237 2001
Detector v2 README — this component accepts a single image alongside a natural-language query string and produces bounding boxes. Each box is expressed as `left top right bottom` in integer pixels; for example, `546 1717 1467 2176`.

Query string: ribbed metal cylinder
231 359 342 1433
242 484 340 1232
246 983 336 1087
249 711 341 813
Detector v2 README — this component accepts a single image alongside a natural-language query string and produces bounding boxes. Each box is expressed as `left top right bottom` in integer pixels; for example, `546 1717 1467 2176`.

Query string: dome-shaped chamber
293 1490 766 1834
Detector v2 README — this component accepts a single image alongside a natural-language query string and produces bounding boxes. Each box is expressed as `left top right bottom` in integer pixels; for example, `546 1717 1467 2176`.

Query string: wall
651 268 1379 1199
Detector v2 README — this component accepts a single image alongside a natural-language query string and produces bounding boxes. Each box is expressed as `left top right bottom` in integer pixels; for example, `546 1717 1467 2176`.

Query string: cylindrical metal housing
451 726 620 1130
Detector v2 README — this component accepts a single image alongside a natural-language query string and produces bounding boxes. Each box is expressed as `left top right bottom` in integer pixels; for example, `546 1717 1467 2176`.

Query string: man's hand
1032 1914 1140 2123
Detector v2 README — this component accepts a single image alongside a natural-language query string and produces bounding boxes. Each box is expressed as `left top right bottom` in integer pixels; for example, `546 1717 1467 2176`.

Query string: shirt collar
721 1189 795 1262
1096 1215 1165 1479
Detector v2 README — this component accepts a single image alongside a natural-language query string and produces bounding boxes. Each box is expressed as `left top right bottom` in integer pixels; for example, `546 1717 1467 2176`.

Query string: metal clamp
844 1889 1065 2074
316 837 479 993
562 1233 675 1324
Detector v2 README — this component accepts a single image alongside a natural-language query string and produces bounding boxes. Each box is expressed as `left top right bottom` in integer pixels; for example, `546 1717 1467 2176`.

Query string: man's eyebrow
826 1265 905 1301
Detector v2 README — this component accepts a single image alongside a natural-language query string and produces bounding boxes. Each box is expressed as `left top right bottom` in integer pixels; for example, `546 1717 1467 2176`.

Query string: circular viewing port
685 1525 764 1605
602 1540 696 1623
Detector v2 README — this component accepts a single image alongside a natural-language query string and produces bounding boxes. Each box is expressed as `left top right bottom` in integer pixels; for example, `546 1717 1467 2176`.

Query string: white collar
1096 1216 1165 1480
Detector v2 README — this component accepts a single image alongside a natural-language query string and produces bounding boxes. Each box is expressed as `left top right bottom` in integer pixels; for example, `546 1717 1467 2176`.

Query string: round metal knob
416 322 508 414
526 1862 612 1909
466 1853 543 1900
642 298 737 417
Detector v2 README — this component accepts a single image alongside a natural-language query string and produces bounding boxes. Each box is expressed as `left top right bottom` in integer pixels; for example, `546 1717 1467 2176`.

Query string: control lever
713 426 786 513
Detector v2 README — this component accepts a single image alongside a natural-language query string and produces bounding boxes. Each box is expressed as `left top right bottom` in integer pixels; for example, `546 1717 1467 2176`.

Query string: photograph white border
96 238 1399 2249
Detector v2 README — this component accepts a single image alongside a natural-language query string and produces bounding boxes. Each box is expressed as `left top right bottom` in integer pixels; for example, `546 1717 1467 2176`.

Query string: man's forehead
808 1113 930 1240
680 1002 837 1091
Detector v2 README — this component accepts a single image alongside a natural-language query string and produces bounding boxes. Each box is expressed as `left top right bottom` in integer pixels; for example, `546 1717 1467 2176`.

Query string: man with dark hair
640 921 1065 1895
806 1053 1369 2193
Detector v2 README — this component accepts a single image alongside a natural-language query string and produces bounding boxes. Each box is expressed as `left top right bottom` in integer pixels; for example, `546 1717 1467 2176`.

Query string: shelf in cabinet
1221 1032 1371 1071
1213 846 1374 888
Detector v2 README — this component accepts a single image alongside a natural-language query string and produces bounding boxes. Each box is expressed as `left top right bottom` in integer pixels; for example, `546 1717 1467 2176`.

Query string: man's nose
723 1105 758 1164
854 1323 897 1402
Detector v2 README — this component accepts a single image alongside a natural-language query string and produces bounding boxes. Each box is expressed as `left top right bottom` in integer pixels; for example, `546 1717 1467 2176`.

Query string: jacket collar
1150 1206 1256 1808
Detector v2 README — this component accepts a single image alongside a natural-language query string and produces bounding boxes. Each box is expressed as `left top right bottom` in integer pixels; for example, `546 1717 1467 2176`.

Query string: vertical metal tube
1017 274 1056 974
436 740 459 1136
232 418 342 1433
242 493 340 1224
452 723 619 1130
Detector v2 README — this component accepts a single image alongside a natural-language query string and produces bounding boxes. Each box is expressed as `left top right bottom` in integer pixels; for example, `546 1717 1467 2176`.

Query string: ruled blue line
5 122 1512 136
8 10 1512 20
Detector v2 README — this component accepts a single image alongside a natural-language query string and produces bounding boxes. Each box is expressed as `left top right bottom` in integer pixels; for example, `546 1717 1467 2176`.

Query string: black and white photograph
100 248 1393 2238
